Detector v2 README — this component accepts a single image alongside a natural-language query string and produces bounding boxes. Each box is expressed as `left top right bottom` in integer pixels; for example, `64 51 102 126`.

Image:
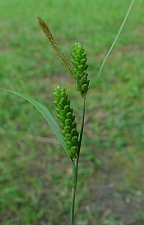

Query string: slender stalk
70 97 86 225
70 158 78 225
78 96 86 156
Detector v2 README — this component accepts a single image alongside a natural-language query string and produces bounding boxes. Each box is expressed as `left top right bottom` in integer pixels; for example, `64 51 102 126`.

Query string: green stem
70 97 86 225
78 96 86 156
70 158 78 225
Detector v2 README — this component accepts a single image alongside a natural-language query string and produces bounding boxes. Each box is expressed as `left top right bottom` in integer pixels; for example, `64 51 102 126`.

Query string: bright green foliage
0 0 143 224
0 89 67 153
72 43 89 97
53 86 79 159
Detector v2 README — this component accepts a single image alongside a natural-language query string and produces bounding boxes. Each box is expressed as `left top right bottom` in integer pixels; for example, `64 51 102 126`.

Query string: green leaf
96 0 135 79
0 89 69 158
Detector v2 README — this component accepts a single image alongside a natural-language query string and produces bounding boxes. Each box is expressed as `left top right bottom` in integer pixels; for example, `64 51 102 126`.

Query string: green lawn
0 0 144 224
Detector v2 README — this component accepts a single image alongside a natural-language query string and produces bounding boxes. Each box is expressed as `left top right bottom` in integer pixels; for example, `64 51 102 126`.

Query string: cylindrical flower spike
72 43 90 97
53 86 79 159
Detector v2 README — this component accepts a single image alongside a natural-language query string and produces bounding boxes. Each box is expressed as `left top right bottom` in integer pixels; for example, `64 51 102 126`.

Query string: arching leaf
0 89 69 158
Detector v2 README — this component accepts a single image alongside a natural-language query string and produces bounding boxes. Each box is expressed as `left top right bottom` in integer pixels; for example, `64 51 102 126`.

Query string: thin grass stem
78 96 86 156
70 96 86 225
70 158 79 225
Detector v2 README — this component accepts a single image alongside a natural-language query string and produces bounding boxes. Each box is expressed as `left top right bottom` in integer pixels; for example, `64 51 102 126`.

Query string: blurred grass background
0 0 144 224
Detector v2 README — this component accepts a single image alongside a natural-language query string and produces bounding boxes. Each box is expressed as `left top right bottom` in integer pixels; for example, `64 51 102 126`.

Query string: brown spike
38 16 74 77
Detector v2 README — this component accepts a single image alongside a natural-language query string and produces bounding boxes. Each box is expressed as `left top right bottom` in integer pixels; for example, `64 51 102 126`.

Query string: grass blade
0 89 68 157
97 0 135 79
38 17 74 77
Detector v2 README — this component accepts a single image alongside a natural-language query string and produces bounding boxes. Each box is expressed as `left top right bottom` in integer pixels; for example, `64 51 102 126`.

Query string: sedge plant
0 1 135 224
38 17 90 224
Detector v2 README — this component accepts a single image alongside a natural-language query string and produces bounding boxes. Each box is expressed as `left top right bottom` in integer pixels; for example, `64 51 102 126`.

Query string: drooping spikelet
53 86 79 159
72 43 89 97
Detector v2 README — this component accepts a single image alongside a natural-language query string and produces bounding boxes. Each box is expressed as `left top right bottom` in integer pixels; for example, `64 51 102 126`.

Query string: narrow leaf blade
97 0 135 79
0 89 68 157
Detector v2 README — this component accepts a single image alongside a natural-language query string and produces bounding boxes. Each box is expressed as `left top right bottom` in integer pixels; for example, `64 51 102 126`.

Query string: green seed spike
72 42 90 97
53 86 79 160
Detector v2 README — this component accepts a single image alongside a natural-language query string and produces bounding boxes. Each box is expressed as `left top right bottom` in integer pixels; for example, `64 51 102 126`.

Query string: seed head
72 43 90 97
53 86 79 159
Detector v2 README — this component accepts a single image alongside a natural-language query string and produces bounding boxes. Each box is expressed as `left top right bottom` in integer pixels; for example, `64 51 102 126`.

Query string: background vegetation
0 0 144 224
